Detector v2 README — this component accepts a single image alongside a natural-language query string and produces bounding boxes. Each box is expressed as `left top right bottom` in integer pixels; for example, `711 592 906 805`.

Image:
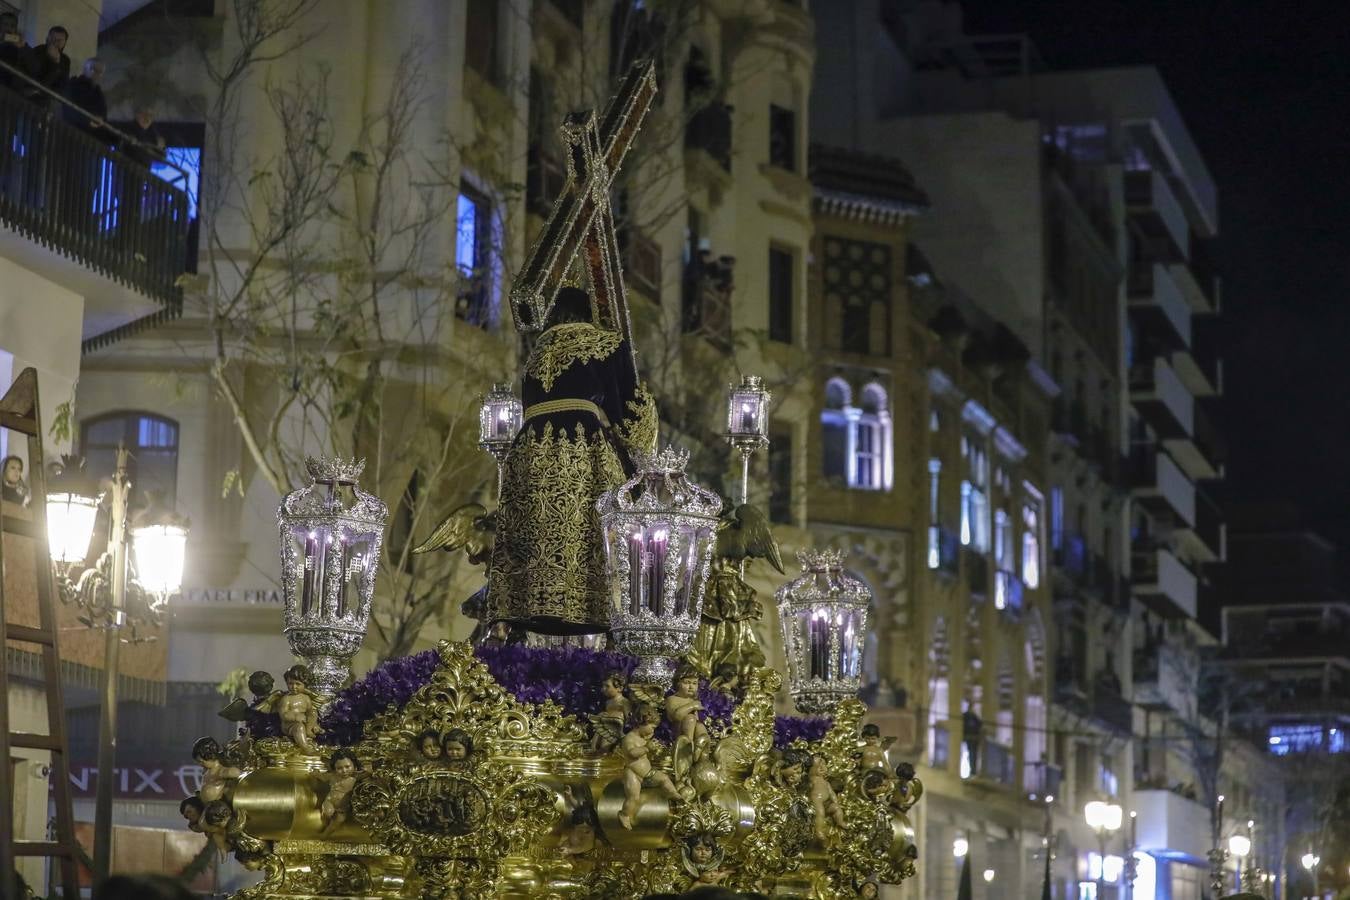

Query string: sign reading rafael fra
51 764 205 799
180 587 282 605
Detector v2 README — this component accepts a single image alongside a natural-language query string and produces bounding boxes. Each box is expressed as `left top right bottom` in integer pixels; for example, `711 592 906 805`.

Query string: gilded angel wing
715 504 784 573
218 697 251 722
411 503 494 565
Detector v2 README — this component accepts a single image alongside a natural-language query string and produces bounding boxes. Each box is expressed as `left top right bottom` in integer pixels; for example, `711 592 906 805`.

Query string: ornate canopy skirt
486 321 655 635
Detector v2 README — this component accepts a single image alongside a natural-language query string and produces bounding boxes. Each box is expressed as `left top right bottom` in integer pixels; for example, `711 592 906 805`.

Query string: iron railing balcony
1125 168 1189 261
1131 541 1198 619
1128 446 1197 527
685 101 733 172
1172 313 1223 397
0 75 190 326
1128 261 1192 350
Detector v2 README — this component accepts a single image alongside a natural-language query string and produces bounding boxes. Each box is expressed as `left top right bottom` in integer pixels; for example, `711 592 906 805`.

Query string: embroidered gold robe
486 321 656 634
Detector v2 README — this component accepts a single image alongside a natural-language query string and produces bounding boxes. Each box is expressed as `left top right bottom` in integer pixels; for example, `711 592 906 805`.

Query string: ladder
0 368 81 900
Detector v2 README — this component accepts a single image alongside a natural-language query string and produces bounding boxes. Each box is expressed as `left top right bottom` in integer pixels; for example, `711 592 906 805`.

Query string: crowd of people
0 11 171 231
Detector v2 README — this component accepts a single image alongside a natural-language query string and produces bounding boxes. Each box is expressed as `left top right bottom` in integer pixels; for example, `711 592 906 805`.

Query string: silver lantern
479 382 523 500
597 446 721 685
278 457 388 701
775 549 872 714
726 374 771 505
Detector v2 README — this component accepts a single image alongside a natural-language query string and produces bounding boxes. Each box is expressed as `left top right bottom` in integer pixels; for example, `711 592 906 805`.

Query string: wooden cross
509 59 658 373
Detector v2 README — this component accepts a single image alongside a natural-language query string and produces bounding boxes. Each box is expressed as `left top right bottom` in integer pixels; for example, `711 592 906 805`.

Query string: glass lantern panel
333 529 379 617
808 607 832 680
627 528 644 615
46 493 100 564
131 524 187 595
288 524 332 617
645 525 669 617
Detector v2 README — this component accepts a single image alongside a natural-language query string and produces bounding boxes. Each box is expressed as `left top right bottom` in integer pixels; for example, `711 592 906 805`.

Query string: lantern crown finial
304 456 366 485
640 445 692 475
797 547 845 573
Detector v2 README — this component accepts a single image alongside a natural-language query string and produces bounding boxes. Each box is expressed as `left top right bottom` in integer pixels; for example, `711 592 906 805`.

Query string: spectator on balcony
0 13 27 90
63 58 108 139
961 704 983 774
121 106 167 167
20 26 70 104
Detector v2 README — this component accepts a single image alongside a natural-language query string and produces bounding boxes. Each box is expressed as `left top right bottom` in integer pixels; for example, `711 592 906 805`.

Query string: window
769 103 796 170
768 245 794 343
1023 501 1042 588
927 459 942 569
456 182 498 328
821 379 849 482
960 439 989 551
80 412 180 507
1050 486 1064 550
465 0 500 82
768 428 793 524
822 236 893 355
821 379 893 491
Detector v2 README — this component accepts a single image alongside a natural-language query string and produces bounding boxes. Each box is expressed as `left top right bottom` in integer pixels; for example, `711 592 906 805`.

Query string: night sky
961 0 1350 546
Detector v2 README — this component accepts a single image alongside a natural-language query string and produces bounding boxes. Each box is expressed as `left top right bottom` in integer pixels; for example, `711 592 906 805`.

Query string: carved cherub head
686 834 720 866
442 729 473 761
776 748 809 790
861 723 882 745
602 671 627 698
417 730 442 760
632 703 661 736
247 670 274 698
673 664 700 699
283 664 312 691
860 768 891 801
179 796 205 827
202 799 233 830
329 749 361 775
192 736 221 765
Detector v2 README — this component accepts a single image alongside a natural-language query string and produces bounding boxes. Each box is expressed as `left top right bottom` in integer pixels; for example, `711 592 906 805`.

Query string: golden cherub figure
192 737 241 804
618 704 682 830
317 749 362 835
681 834 733 886
665 665 709 754
589 670 633 753
276 664 322 752
807 753 846 841
855 723 896 771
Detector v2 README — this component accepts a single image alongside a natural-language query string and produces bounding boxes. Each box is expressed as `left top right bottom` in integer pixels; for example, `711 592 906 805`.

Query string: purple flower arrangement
473 643 637 715
773 714 833 749
319 649 442 746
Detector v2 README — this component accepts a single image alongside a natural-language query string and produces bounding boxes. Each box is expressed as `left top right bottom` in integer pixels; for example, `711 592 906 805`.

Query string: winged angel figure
411 502 498 643
687 503 785 678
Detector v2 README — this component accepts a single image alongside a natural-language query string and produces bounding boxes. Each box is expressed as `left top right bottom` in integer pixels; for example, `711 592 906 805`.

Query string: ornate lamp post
1228 832 1251 893
598 446 721 685
1084 799 1123 899
46 450 189 883
1302 851 1320 898
775 549 871 714
278 457 388 701
478 382 522 500
1124 809 1139 900
726 374 770 505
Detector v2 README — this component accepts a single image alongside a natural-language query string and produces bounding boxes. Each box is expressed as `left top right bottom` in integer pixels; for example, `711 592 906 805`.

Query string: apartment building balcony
963 545 988 597
1053 660 1134 734
1172 314 1223 397
1134 787 1210 860
1164 401 1225 483
968 738 1017 789
681 249 735 348
1133 643 1196 714
1175 486 1224 563
1024 760 1063 801
1132 542 1198 619
685 101 733 190
1125 168 1190 260
1128 262 1192 349
1129 447 1196 527
994 569 1024 613
1130 356 1194 440
0 85 191 342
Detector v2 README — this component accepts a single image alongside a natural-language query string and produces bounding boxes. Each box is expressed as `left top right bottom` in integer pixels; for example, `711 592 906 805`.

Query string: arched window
821 378 850 482
80 411 180 506
820 378 893 491
1022 500 1042 589
927 617 950 767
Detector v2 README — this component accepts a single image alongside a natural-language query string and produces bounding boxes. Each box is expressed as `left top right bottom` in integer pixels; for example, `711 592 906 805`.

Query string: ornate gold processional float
185 63 922 899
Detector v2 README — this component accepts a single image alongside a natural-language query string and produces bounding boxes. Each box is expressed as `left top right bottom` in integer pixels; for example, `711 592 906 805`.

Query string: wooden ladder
0 367 81 900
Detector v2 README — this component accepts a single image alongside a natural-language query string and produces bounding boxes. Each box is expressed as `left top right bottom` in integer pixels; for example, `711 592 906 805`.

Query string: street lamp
953 836 969 859
1302 852 1320 898
983 868 995 883
1228 832 1250 893
46 449 189 883
1085 799 1123 898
